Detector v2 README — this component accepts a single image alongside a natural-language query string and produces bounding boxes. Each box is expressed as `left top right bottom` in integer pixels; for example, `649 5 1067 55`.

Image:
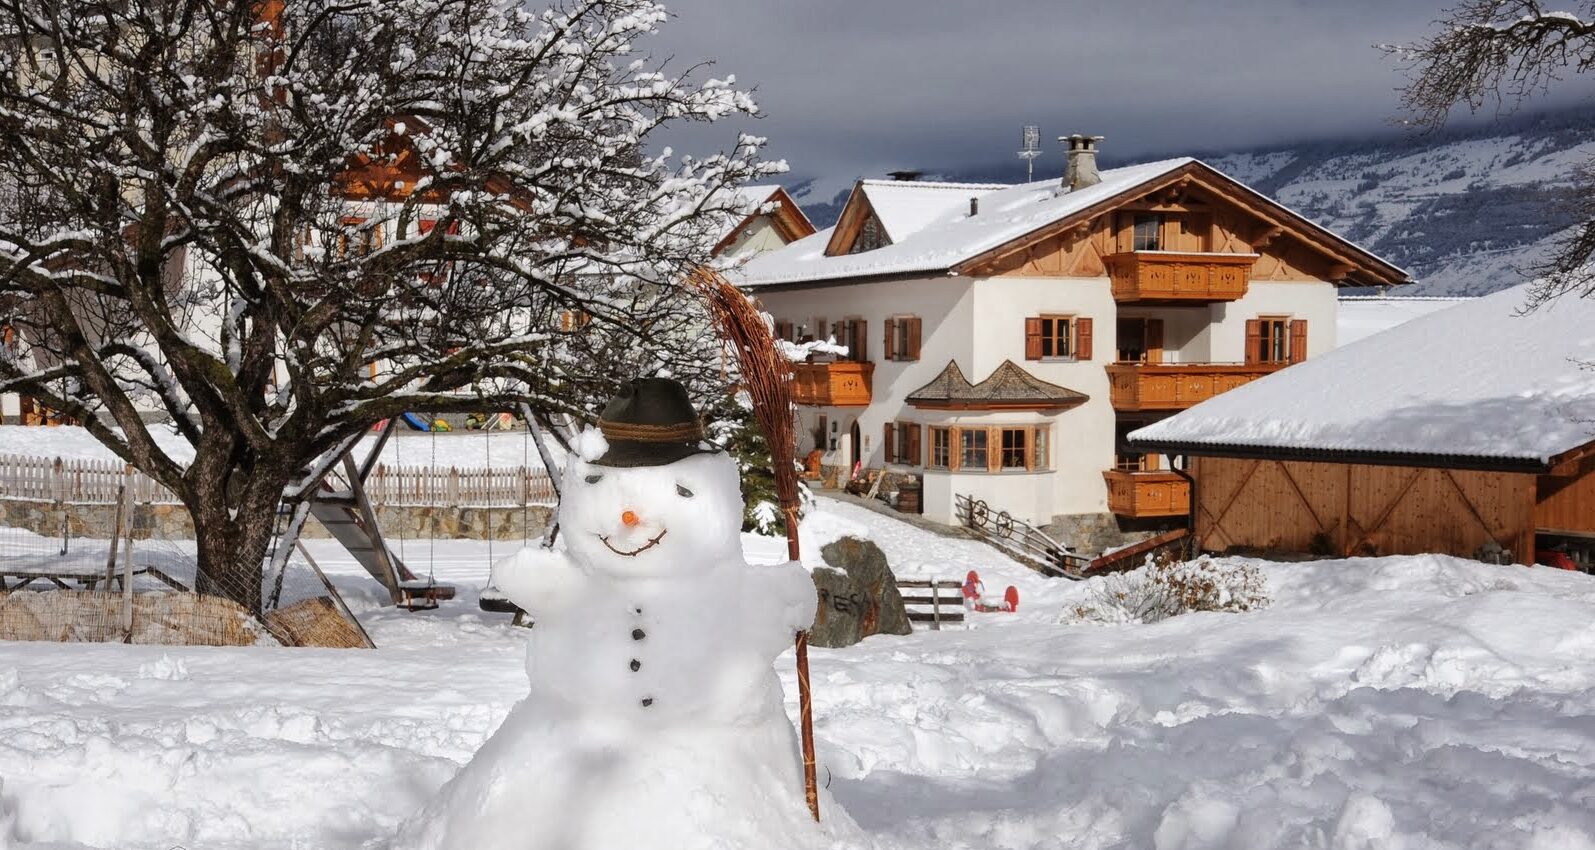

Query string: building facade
737 142 1408 547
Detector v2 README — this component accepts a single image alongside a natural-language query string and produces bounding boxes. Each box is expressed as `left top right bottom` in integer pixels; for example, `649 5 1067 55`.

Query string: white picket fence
0 454 556 508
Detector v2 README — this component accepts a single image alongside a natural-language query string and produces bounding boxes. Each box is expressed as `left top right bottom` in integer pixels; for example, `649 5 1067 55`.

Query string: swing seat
477 585 523 614
397 579 456 611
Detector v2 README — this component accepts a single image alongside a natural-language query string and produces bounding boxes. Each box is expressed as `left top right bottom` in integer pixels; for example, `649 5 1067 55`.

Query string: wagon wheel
995 510 1014 538
969 499 991 527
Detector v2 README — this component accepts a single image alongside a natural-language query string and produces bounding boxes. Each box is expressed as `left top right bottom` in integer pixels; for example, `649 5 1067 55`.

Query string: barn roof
1131 283 1595 471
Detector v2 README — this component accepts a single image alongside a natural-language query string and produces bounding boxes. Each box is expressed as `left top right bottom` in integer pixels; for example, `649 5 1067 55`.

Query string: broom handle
787 516 820 822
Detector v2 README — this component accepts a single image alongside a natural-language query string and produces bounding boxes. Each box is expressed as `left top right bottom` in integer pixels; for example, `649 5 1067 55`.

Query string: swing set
300 406 549 612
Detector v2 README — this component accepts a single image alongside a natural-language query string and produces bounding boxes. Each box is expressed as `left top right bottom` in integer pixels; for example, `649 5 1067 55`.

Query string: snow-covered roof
734 158 1408 288
857 179 1007 243
1336 295 1474 347
737 159 1196 286
1131 283 1595 469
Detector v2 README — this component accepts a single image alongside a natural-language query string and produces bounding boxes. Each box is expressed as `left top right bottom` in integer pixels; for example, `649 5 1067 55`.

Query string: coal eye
676 484 693 498
584 473 603 484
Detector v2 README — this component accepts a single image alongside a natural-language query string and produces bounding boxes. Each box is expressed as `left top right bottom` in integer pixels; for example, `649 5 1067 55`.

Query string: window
558 310 591 333
774 319 795 342
1116 318 1164 364
835 318 868 362
960 428 988 470
884 316 921 361
1000 428 1028 469
1132 214 1163 251
944 424 1050 472
1247 317 1307 365
336 217 382 258
1114 421 1158 471
929 426 951 469
849 214 890 254
1024 315 1093 361
882 421 920 465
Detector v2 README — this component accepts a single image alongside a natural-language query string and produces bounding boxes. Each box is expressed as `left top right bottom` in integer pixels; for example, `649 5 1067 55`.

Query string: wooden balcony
1104 470 1191 519
792 361 874 407
1106 362 1284 412
1106 251 1254 303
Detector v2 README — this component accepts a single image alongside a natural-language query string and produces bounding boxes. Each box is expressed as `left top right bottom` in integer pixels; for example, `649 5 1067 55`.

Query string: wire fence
0 465 374 648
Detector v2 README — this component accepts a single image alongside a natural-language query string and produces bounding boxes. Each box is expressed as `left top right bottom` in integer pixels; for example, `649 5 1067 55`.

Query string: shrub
1066 555 1270 625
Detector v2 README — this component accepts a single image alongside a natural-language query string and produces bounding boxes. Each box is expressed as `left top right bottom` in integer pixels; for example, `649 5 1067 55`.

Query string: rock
807 536 911 648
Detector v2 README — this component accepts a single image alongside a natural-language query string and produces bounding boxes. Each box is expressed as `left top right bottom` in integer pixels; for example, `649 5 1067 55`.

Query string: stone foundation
1041 512 1183 556
0 498 552 543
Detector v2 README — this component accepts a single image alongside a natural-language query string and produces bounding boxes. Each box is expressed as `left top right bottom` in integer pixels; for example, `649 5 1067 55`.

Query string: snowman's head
559 450 745 578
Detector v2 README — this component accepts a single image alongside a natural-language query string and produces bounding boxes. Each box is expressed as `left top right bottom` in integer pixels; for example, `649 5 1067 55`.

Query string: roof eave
1129 438 1551 475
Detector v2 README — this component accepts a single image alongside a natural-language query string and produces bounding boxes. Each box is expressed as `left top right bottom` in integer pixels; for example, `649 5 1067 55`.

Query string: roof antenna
1018 125 1042 183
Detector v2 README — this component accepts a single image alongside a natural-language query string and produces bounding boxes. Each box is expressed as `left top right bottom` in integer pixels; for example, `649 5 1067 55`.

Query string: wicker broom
689 266 820 822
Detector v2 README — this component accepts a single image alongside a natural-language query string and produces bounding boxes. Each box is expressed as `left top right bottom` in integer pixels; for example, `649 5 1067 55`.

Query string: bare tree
1390 0 1595 302
0 0 774 610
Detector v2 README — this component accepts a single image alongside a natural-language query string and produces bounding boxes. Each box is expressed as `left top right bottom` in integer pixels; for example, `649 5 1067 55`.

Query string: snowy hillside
795 107 1595 296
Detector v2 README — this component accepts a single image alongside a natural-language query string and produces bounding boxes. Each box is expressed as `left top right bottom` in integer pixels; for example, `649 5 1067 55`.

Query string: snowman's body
398 449 857 850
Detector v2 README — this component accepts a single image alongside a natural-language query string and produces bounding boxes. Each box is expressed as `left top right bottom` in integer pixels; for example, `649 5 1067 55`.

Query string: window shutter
949 427 961 471
908 317 922 360
883 318 897 361
1289 319 1309 364
1024 317 1044 360
1245 319 1262 365
988 428 1000 473
1074 317 1093 361
1146 319 1165 364
815 317 828 341
775 320 792 342
853 319 868 362
907 424 921 466
882 422 895 464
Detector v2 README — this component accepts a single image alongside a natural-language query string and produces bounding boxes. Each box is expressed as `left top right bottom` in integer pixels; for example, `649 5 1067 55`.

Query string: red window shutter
853 319 868 362
1146 319 1165 364
1289 319 1308 364
1245 319 1262 365
1074 317 1093 361
883 318 898 361
907 424 922 466
908 317 922 360
882 422 895 463
1024 317 1043 360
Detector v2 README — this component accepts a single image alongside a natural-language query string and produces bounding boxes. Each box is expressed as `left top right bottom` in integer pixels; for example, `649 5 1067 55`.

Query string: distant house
713 185 816 261
735 136 1409 549
1131 284 1595 567
1336 294 1473 347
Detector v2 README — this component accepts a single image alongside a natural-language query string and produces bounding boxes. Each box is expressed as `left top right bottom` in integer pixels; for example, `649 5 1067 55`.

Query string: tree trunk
188 473 286 617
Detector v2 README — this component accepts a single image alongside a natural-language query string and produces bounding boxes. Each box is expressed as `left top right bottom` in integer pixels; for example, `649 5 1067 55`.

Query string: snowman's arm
748 560 819 635
490 546 587 620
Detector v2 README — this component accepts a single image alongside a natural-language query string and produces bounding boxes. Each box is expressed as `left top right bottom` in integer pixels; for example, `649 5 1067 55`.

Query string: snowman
395 378 862 850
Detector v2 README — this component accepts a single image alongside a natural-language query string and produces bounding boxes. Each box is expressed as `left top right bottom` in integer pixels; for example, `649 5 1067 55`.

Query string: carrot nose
621 510 640 527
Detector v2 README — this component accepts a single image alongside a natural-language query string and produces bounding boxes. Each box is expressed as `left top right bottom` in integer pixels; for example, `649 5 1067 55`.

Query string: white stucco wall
719 217 792 261
754 270 1345 531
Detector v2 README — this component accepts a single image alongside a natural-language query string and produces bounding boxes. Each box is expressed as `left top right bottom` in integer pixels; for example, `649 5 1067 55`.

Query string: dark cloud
642 0 1591 193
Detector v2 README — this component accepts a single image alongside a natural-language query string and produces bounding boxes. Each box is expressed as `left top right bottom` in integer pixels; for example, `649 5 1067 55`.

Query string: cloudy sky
645 0 1586 197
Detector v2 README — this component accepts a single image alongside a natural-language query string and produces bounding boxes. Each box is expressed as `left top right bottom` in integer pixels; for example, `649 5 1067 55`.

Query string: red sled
974 585 1020 613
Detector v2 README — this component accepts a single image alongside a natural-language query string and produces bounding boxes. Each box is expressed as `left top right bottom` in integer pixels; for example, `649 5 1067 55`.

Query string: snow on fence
0 454 556 508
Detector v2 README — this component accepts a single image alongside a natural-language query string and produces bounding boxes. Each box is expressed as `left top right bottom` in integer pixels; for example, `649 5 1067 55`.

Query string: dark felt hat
593 377 719 468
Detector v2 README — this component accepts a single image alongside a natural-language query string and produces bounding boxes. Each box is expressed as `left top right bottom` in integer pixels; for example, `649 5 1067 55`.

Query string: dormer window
849 214 889 254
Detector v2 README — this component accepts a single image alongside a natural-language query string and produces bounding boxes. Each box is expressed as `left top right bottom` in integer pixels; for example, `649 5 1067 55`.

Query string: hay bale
0 590 267 646
264 597 368 649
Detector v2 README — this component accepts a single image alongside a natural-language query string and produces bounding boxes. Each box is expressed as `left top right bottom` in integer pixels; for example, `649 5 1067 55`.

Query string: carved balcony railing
1103 470 1191 519
791 361 874 407
1106 362 1284 412
1106 251 1254 302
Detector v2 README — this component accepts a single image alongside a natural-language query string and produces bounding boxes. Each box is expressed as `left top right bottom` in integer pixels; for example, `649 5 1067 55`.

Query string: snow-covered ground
0 425 547 470
3 497 1595 849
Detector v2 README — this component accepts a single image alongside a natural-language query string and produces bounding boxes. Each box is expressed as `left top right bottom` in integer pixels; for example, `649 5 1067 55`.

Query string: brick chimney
1061 134 1104 192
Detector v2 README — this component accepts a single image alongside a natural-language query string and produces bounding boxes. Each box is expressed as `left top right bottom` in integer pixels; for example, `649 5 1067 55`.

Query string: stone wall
0 498 552 543
1041 511 1179 556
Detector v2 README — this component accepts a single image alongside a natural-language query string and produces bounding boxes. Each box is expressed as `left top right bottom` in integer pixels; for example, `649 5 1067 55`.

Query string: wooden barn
1130 283 1595 569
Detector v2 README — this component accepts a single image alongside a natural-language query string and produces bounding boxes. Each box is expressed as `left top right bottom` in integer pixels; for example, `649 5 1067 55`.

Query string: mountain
791 107 1595 296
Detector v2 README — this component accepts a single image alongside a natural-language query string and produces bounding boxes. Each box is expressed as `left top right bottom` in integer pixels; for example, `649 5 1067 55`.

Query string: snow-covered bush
1066 555 1270 625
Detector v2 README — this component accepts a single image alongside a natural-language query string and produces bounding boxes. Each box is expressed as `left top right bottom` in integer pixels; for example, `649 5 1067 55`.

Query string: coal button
629 659 641 672
641 697 654 707
631 628 646 640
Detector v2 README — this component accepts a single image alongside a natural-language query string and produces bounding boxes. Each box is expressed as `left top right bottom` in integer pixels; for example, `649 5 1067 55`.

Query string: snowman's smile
598 527 668 557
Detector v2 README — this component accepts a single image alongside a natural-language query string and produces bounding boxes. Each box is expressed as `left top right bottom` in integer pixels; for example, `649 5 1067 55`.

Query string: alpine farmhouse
734 137 1409 550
